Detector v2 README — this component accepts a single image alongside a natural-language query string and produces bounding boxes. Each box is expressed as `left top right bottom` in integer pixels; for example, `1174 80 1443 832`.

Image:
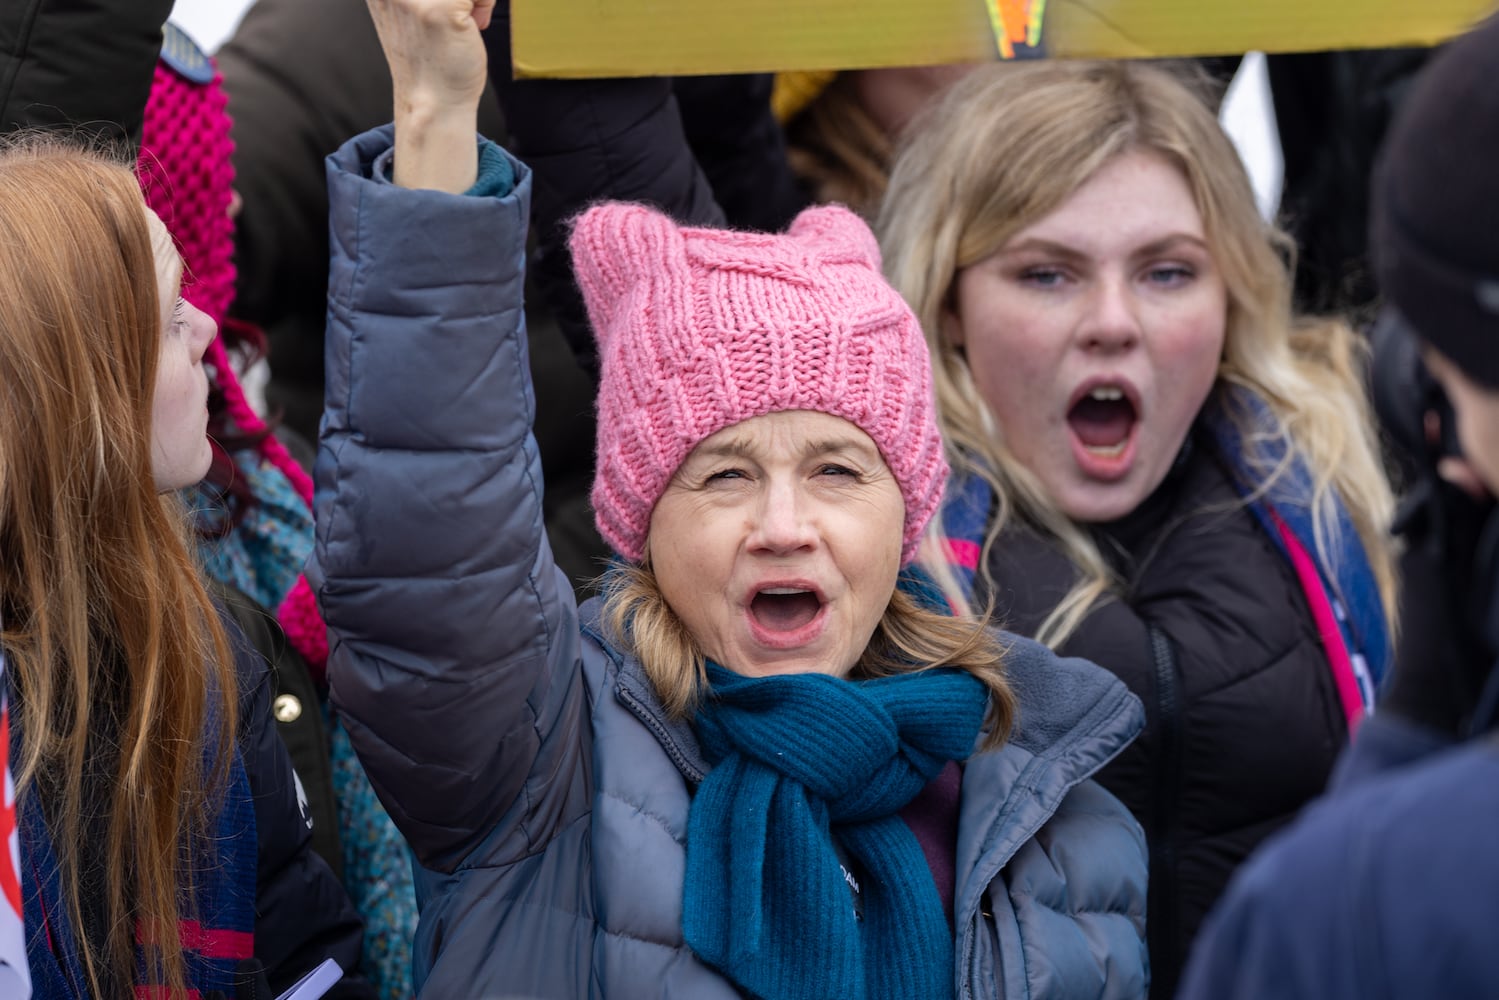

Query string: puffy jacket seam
504 246 572 855
596 788 686 844
330 439 518 457
454 807 592 870
595 923 685 950
519 438 560 855
0 1 46 101
1004 885 1147 1000
388 277 512 293
1009 893 1148 921
1178 633 1319 703
347 167 367 339
321 174 365 561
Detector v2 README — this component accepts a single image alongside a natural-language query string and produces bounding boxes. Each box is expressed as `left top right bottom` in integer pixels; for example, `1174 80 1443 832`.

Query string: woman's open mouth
1066 383 1139 480
746 586 828 649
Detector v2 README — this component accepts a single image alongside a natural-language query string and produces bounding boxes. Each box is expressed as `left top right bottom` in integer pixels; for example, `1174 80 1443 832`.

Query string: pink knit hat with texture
139 29 236 328
571 202 948 565
138 27 328 674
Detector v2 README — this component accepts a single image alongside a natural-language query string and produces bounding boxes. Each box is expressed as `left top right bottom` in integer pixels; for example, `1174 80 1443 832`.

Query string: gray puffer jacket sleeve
310 126 588 874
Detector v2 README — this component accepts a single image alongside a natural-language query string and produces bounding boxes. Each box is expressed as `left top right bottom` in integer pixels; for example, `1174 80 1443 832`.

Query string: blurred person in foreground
1177 14 1499 999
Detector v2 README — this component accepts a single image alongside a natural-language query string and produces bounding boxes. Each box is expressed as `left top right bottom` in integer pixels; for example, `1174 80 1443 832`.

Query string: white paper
274 957 343 1000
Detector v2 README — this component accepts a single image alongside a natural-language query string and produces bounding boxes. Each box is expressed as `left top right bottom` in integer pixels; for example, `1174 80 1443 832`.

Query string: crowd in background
0 0 1495 998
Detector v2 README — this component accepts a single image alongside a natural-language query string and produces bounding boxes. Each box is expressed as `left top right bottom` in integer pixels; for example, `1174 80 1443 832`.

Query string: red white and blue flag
0 646 30 998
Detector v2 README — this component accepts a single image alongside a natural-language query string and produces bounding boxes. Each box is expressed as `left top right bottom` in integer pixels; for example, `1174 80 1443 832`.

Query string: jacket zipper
614 681 706 786
584 621 709 787
1147 623 1181 998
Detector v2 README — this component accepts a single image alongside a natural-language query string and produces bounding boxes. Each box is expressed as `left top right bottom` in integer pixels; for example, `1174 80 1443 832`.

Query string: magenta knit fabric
140 59 325 672
140 62 236 327
570 202 948 565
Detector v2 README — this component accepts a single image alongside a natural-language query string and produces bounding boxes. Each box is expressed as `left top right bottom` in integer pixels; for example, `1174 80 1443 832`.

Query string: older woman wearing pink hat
311 2 1150 998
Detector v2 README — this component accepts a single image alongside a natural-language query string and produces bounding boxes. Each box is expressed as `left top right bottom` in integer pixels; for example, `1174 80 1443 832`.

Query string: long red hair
0 135 238 997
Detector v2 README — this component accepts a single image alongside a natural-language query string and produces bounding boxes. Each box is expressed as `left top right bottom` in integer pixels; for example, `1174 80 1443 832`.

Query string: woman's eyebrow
993 237 1088 263
1131 233 1211 258
802 437 880 461
997 232 1209 263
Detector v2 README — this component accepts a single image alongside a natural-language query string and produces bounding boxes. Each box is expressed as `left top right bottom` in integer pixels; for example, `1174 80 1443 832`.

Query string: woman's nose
747 481 818 555
1077 275 1141 354
186 300 218 360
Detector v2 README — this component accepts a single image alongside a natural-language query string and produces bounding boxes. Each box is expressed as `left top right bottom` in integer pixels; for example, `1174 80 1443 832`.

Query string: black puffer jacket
0 0 172 144
216 0 510 441
223 606 374 1000
983 427 1347 1000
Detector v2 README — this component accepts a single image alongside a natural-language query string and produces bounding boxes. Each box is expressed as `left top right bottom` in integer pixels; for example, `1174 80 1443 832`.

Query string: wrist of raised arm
392 99 480 192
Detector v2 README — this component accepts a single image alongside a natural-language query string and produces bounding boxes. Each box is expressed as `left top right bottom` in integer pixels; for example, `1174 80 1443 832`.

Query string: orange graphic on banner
986 0 1046 57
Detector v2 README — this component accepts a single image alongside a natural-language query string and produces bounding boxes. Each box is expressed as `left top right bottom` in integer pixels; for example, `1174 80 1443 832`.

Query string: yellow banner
512 0 1495 77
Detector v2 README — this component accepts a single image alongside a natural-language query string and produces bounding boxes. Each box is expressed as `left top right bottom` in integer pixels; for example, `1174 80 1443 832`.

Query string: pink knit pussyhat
570 202 949 566
140 26 327 672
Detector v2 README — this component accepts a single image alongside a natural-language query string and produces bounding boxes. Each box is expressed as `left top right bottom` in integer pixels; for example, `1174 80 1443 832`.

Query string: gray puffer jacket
312 126 1151 1000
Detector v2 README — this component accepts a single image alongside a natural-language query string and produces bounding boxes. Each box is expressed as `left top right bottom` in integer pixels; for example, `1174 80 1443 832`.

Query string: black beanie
1371 13 1499 388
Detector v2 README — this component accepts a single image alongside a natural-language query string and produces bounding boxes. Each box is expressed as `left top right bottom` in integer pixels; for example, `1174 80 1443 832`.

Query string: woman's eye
706 468 746 483
817 464 857 479
1018 267 1067 289
172 297 189 331
1145 264 1195 287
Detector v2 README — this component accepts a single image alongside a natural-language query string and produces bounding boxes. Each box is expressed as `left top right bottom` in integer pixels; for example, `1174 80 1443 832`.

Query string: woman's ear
939 298 967 351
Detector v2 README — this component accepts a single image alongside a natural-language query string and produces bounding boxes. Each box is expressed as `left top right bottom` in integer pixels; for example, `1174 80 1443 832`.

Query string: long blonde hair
879 61 1397 646
782 72 895 217
600 561 1017 750
0 136 238 997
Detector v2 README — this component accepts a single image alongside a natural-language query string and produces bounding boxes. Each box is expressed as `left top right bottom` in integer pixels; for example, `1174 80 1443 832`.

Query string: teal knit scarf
683 662 988 1000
